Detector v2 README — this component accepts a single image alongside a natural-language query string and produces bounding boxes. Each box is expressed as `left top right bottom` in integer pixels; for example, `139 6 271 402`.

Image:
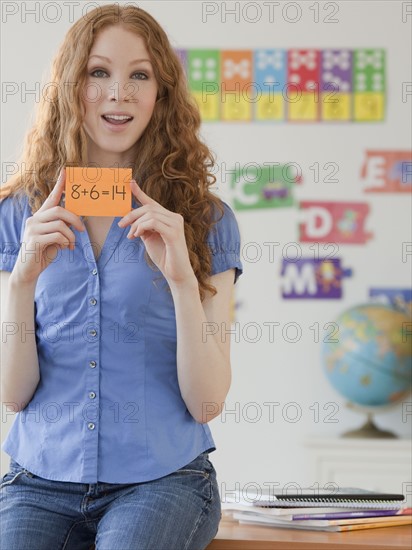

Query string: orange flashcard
65 167 132 216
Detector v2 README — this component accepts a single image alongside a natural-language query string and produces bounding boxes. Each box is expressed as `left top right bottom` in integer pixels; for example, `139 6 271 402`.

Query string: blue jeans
0 451 221 550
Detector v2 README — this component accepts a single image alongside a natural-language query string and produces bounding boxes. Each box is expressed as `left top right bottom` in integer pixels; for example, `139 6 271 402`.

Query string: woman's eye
89 69 148 80
132 72 148 80
90 69 107 78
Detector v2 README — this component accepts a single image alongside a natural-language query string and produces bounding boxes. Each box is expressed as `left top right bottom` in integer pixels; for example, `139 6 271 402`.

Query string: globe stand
342 402 398 439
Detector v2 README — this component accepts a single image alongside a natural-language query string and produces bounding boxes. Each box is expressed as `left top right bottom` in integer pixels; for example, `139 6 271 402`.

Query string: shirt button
89 392 96 399
88 423 95 430
92 268 98 275
89 361 97 368
89 298 97 306
90 329 97 337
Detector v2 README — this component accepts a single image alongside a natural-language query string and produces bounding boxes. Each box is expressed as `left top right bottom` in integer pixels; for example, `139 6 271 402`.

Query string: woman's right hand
12 168 86 285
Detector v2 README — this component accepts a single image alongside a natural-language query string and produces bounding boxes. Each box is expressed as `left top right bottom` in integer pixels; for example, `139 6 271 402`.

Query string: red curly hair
0 3 225 301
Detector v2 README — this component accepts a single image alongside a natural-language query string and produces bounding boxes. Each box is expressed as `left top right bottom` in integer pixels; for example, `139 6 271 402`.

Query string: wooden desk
205 519 412 550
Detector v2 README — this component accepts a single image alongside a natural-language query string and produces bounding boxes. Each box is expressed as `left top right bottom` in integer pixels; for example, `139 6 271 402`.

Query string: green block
353 49 385 93
187 50 220 92
231 165 296 211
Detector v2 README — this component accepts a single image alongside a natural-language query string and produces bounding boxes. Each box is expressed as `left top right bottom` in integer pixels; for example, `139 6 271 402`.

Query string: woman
0 4 243 549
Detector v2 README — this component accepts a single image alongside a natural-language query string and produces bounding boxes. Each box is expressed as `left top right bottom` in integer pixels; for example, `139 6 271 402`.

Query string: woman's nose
109 80 127 102
108 79 138 103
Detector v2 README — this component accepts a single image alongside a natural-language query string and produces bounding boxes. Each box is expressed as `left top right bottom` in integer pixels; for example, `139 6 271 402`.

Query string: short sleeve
0 193 31 272
207 200 243 284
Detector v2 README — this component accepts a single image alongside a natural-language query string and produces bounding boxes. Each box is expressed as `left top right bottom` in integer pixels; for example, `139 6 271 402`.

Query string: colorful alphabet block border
176 48 386 122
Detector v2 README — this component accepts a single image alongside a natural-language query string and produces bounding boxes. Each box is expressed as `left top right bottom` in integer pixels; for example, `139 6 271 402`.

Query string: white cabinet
304 437 412 506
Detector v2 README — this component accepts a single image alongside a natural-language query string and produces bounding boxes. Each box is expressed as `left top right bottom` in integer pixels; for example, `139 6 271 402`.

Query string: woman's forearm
171 277 231 424
1 273 40 411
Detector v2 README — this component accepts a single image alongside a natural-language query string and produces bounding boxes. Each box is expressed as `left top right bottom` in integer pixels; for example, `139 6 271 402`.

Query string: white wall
2 1 411 496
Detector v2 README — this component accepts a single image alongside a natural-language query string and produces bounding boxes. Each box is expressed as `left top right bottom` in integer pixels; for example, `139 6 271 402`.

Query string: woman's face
82 25 159 166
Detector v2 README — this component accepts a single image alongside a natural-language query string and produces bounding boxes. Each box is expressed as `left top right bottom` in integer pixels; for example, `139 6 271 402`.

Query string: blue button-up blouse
0 192 243 483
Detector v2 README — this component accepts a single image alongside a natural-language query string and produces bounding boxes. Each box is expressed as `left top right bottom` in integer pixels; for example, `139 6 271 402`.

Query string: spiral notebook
253 488 406 509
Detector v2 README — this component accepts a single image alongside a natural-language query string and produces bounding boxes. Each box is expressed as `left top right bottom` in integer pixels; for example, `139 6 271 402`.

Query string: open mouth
101 115 134 126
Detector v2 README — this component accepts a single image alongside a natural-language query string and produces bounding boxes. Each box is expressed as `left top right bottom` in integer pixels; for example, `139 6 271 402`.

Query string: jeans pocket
175 451 214 479
1 469 27 489
0 459 34 489
169 452 217 506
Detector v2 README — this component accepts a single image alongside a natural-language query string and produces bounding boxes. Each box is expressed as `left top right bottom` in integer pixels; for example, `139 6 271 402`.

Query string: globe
321 303 412 437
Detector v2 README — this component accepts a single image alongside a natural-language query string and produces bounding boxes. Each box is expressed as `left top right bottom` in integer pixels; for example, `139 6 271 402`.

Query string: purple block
281 258 352 299
175 49 187 74
321 49 352 93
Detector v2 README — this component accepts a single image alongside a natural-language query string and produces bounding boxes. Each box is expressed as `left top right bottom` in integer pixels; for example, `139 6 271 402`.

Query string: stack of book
221 488 412 532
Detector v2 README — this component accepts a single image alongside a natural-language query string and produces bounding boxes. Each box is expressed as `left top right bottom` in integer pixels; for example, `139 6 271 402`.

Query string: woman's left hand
117 180 196 288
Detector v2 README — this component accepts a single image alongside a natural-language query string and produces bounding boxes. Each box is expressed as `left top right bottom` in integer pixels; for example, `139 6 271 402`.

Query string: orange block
65 167 132 216
221 50 253 90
